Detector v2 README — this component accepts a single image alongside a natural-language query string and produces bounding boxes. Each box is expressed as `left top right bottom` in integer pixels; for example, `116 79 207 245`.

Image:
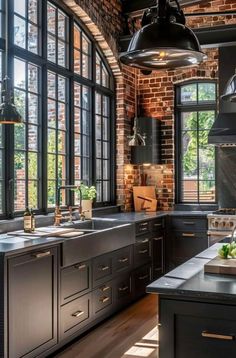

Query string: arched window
175 81 217 204
0 0 115 217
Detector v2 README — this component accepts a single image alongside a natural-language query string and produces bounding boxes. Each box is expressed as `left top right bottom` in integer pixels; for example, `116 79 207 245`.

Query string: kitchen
0 0 236 357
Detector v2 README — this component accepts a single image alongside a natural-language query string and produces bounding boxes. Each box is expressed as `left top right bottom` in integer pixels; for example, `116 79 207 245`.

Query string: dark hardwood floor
54 294 159 358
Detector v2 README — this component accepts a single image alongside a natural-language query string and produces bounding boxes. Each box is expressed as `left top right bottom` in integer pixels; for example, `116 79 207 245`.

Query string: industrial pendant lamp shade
0 76 22 124
221 70 236 102
120 0 206 70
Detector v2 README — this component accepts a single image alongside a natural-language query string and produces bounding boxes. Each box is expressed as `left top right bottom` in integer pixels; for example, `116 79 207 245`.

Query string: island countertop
147 243 236 301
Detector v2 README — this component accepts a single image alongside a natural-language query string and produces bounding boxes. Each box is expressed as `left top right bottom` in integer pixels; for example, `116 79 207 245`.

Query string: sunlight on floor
123 325 159 357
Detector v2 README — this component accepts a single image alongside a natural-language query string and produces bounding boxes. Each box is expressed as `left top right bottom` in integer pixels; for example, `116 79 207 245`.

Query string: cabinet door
152 235 164 279
8 246 58 358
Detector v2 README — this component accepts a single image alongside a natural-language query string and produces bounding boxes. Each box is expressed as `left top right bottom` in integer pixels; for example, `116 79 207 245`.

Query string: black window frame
0 0 116 219
175 80 217 206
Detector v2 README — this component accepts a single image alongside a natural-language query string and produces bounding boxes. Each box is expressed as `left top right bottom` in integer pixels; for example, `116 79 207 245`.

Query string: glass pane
96 159 102 179
74 109 80 130
74 133 80 155
82 54 90 79
103 118 109 140
14 0 26 17
82 35 90 54
74 49 81 74
74 25 80 49
28 152 38 179
96 54 101 84
102 65 109 88
48 129 56 152
58 131 66 154
83 135 90 156
182 131 197 178
14 16 26 48
14 59 26 89
28 125 38 151
15 124 25 150
198 83 216 102
96 140 101 158
58 40 66 67
82 86 89 109
199 147 215 180
48 99 56 128
28 0 38 24
103 96 109 117
181 84 197 103
96 115 101 139
58 103 66 130
199 130 210 148
0 127 2 147
47 154 56 179
28 93 38 124
96 181 102 202
82 110 90 135
28 64 38 93
47 35 56 62
58 76 66 102
48 181 56 207
82 158 89 181
58 155 66 179
47 4 56 34
0 151 3 178
103 142 109 159
58 11 66 40
103 160 109 179
199 181 215 202
14 90 26 119
28 180 38 208
198 111 215 130
28 23 38 54
48 72 56 98
181 112 197 130
0 182 2 213
103 181 110 202
74 83 81 107
182 180 198 202
96 93 102 114
74 156 81 179
14 152 26 177
14 180 26 210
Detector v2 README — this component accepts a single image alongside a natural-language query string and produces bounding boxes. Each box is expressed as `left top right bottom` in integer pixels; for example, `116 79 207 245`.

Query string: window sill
174 203 218 212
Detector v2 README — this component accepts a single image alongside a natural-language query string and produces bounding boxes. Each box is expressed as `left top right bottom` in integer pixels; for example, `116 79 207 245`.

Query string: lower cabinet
160 298 236 358
8 246 58 358
132 264 152 299
92 280 113 318
151 234 164 280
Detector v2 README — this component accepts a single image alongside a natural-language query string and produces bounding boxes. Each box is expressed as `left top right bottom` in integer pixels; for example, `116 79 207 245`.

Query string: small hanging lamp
221 69 236 102
128 69 146 146
0 0 22 123
120 0 206 71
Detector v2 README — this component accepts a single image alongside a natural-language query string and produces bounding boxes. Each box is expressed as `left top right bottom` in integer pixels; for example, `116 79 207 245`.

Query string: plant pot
81 199 92 219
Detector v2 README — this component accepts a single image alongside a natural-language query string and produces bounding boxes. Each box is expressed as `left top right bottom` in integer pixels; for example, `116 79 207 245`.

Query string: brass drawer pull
119 257 128 263
72 310 84 318
153 236 163 241
140 227 148 232
101 285 110 292
119 286 129 292
183 221 195 225
202 331 235 341
74 263 86 270
138 274 149 280
140 222 148 227
100 296 110 303
154 223 162 227
140 238 149 243
182 233 195 237
32 251 51 259
100 265 110 271
139 249 148 254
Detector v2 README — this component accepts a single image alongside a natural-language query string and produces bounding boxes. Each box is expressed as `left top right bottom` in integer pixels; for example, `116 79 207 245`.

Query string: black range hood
208 46 236 145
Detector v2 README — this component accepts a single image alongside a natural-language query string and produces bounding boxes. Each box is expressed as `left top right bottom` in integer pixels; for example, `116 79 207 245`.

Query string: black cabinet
8 246 58 358
132 264 152 298
134 237 151 267
152 235 164 279
160 298 236 358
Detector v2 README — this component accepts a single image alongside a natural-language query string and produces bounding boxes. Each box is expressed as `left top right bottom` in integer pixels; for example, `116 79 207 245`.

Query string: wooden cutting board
204 256 236 275
133 186 156 212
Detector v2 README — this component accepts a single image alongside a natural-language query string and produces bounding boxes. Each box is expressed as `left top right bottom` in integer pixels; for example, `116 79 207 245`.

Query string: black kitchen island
147 243 236 358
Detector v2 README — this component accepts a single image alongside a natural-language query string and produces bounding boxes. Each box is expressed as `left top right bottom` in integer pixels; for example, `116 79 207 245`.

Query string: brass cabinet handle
183 221 195 225
140 222 148 227
202 331 235 341
182 233 195 237
74 263 86 270
118 257 128 263
139 249 148 254
100 265 109 271
153 236 163 241
138 274 149 280
32 251 51 259
140 227 148 232
154 223 162 227
72 310 84 318
101 285 110 292
119 286 129 292
100 296 110 303
140 238 149 243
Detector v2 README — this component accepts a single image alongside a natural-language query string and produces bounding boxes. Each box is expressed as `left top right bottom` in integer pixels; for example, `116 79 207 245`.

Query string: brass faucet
54 185 82 226
230 225 236 244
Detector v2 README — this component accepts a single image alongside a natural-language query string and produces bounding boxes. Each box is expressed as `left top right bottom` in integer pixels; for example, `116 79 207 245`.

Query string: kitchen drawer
114 274 132 307
136 221 150 235
60 293 92 338
172 231 208 259
93 280 113 316
92 253 113 287
61 260 91 305
151 218 165 232
160 299 236 358
134 238 151 267
171 216 207 231
113 245 133 274
132 264 152 298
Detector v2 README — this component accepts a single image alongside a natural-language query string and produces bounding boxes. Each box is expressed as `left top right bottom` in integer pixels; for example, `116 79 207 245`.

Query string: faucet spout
230 226 236 244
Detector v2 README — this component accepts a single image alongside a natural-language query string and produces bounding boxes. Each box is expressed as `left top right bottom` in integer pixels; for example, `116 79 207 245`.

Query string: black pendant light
120 0 206 71
0 0 22 124
221 69 236 102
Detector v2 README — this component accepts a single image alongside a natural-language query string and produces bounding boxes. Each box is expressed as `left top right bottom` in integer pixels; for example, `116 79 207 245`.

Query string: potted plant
75 183 96 219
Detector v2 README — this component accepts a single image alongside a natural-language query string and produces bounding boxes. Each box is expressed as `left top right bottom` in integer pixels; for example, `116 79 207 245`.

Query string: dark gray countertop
147 243 236 300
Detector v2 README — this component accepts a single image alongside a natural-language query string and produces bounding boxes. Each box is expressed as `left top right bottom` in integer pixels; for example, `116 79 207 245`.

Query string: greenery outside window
175 81 217 204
